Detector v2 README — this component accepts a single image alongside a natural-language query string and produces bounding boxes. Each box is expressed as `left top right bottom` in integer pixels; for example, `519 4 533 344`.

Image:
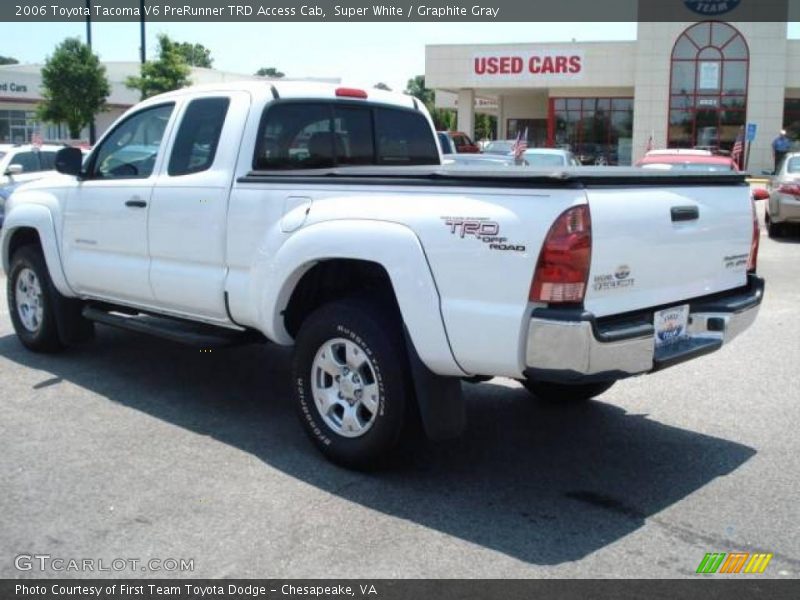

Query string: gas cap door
281 196 312 233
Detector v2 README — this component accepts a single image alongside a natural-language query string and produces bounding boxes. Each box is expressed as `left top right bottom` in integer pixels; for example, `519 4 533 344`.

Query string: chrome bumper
524 276 764 383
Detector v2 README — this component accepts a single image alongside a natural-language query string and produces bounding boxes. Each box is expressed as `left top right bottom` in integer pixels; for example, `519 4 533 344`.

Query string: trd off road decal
442 217 526 252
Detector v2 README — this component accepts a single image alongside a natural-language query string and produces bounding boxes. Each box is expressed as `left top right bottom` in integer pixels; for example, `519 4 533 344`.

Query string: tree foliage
176 42 213 68
255 67 285 78
404 75 434 107
125 34 191 100
37 38 110 139
474 113 497 140
0 56 18 65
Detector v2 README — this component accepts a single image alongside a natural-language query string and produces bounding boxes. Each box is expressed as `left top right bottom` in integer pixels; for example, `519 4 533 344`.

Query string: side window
168 97 230 176
254 103 333 169
39 151 57 170
10 151 40 173
333 106 374 166
374 108 439 165
91 103 174 179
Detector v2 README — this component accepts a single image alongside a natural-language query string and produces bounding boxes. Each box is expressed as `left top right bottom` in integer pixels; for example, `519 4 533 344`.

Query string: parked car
765 152 800 238
0 144 62 186
637 149 739 172
483 140 517 155
438 130 480 153
519 148 580 167
1 81 763 469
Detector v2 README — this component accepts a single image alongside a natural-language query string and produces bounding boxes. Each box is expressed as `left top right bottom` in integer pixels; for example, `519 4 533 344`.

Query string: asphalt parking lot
1 204 799 579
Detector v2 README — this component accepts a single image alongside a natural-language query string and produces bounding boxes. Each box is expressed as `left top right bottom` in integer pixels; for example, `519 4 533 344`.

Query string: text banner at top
1 0 794 22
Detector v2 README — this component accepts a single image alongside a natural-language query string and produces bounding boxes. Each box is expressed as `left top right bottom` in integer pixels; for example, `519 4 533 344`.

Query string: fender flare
255 219 466 378
1 203 74 298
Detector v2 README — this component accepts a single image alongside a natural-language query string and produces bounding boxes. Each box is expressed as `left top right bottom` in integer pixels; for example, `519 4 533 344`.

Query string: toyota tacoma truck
1 82 764 468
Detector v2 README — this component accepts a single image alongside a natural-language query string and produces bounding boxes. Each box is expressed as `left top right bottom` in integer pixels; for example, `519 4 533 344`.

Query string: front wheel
292 298 412 469
520 378 615 403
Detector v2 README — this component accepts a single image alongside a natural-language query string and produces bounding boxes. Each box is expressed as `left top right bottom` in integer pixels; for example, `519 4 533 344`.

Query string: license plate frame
654 304 690 348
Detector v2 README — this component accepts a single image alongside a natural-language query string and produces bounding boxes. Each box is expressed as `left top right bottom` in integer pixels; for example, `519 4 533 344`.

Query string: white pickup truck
1 82 764 468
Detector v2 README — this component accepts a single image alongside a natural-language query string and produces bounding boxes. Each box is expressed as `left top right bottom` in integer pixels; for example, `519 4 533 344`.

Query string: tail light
530 204 592 303
777 183 800 197
747 199 759 273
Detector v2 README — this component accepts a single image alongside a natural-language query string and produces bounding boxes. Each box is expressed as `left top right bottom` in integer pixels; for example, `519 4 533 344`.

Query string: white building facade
427 20 798 173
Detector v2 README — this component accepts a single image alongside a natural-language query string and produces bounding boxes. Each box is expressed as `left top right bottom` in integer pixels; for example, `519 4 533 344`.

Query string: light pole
140 0 146 64
85 0 96 145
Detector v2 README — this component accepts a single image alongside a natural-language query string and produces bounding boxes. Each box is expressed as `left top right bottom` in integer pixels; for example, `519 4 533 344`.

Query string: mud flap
403 327 466 441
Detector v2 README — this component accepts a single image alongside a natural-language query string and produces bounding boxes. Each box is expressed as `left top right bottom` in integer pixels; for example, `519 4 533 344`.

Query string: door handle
671 206 699 222
125 198 147 208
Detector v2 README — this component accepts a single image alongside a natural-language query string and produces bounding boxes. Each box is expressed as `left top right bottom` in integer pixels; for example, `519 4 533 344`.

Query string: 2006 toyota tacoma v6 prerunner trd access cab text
1 82 764 468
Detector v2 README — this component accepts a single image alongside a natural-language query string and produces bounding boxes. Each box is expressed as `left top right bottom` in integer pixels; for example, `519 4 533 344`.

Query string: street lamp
85 0 96 145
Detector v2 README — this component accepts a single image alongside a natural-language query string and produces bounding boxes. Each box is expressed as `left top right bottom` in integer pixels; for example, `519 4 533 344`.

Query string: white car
0 144 62 186
519 148 581 167
1 82 764 468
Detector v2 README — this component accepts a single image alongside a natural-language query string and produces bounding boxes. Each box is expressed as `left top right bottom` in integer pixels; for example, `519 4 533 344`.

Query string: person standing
772 129 792 173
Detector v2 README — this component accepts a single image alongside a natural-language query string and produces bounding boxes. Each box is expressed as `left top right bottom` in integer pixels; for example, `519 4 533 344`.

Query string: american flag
513 127 528 161
732 127 745 169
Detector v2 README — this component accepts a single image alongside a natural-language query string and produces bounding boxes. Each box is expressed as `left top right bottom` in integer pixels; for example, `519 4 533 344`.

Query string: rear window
786 157 800 173
9 151 40 173
523 153 567 167
39 151 57 170
253 102 438 170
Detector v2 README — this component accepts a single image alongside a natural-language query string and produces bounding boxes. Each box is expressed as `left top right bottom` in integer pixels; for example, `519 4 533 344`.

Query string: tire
766 212 782 238
520 378 615 403
7 245 64 353
292 297 412 469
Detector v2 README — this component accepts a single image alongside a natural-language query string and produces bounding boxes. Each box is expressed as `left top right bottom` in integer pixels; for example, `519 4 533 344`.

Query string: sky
1 21 799 92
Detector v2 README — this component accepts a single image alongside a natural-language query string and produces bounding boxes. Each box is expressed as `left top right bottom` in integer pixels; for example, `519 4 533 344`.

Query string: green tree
37 38 110 139
0 55 18 65
255 67 285 78
404 75 434 107
125 34 191 100
176 42 213 68
474 113 497 140
431 108 456 131
374 82 391 91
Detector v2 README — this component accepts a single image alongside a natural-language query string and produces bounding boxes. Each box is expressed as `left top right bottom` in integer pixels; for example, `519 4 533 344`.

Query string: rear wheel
766 212 782 238
520 378 615 403
292 298 412 469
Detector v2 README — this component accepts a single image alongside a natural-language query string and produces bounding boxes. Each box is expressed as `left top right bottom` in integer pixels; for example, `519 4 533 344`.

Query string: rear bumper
772 195 800 222
524 275 764 383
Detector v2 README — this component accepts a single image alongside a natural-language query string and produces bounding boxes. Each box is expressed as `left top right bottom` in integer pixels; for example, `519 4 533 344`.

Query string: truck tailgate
583 184 753 318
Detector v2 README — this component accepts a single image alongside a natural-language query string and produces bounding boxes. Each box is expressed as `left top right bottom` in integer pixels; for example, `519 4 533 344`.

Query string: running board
82 305 259 348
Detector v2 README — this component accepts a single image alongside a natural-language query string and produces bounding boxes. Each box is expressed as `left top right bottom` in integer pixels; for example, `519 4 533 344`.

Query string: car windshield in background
786 157 800 173
640 162 734 172
484 141 514 154
523 153 567 167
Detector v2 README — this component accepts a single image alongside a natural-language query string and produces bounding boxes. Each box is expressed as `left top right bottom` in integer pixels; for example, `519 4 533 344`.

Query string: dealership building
0 61 334 146
427 16 798 172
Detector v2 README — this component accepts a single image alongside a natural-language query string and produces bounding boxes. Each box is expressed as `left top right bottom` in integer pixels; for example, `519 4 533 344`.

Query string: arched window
668 21 749 152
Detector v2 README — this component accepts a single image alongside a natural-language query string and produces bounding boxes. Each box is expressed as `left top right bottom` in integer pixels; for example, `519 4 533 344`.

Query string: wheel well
7 227 41 262
284 259 399 338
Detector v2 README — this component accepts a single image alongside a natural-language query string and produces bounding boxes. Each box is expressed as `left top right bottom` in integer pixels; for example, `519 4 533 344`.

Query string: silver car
766 152 800 237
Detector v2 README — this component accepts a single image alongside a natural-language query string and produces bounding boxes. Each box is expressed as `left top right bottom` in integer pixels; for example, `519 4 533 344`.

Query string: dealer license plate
654 304 690 348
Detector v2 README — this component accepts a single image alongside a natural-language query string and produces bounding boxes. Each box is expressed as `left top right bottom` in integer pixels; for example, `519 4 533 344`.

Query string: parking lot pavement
1 223 799 579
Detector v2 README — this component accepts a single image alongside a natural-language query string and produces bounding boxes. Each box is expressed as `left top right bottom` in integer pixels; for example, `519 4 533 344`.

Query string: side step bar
82 305 260 348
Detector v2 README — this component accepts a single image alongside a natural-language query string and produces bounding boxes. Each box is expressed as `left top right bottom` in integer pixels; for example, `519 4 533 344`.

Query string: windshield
523 153 566 167
640 162 734 172
786 157 800 173
485 142 513 154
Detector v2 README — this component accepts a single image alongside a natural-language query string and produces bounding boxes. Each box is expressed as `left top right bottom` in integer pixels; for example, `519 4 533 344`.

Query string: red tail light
777 183 800 197
748 199 759 273
530 205 592 303
335 87 368 99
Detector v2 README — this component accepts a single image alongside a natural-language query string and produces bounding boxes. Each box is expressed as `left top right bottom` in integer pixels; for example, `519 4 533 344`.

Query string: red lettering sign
475 53 583 77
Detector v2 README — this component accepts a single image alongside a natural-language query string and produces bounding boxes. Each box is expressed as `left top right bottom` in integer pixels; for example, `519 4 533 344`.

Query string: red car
636 149 739 171
438 131 480 154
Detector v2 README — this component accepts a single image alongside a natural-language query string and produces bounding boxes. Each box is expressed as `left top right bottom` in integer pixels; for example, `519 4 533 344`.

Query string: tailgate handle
671 206 699 222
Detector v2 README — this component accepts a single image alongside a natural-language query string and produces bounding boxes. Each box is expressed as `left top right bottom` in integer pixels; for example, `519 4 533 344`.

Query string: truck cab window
374 108 439 165
91 103 174 179
254 103 333 170
168 97 230 176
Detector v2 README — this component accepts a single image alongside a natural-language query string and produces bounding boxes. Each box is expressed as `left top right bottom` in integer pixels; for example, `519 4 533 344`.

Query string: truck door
148 91 250 321
61 103 176 304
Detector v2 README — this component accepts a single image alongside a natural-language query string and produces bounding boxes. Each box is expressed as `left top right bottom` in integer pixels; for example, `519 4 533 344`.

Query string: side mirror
54 147 83 177
5 164 23 176
752 188 770 201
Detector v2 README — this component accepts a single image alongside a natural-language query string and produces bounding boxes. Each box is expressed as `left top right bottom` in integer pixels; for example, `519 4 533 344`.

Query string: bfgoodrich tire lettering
292 298 410 469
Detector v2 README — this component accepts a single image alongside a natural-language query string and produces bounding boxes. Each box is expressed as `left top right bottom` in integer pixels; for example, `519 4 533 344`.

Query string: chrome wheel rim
15 267 44 333
311 337 380 438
